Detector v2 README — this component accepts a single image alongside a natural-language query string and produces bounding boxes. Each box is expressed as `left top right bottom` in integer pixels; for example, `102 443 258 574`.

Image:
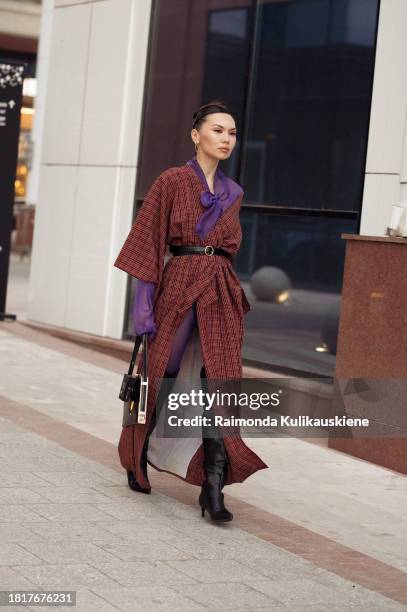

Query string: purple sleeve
132 279 157 339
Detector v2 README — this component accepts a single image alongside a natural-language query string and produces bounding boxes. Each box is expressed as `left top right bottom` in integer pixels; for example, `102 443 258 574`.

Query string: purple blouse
132 279 157 339
132 156 244 337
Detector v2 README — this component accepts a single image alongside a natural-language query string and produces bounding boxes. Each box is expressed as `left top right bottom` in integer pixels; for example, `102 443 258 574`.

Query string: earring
195 141 199 152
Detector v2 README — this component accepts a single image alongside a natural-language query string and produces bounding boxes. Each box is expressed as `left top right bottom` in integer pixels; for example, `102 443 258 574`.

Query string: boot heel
201 505 205 517
126 470 151 494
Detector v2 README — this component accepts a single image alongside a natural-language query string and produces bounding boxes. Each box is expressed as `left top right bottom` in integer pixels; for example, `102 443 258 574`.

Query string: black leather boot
127 368 179 494
199 434 233 522
199 365 233 522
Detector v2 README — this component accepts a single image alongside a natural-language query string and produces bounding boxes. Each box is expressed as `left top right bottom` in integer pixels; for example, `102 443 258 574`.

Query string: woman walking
114 100 268 522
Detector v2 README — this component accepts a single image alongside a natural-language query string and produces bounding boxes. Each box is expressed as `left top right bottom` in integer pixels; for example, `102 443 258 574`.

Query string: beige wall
360 0 407 235
28 0 152 338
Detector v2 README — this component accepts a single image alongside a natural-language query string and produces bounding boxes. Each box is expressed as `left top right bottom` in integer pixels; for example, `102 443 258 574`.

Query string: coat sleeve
113 171 173 288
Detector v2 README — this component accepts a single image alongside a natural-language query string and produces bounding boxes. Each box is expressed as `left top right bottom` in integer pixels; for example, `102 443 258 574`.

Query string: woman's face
192 112 237 160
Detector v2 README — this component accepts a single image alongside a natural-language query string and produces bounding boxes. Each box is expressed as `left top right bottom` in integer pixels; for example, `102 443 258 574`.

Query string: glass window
136 0 254 198
237 212 358 375
242 0 379 211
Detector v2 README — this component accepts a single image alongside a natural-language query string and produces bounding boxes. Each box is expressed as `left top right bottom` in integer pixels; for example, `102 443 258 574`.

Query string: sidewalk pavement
0 321 406 611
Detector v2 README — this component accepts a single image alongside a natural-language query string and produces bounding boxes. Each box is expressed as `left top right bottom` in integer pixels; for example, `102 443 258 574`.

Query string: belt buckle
204 245 214 256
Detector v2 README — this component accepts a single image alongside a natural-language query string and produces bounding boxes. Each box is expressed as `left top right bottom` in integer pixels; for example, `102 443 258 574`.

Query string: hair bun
191 99 234 131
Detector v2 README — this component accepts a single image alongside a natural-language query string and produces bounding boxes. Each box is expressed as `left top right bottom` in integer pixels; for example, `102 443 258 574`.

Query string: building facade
27 0 407 375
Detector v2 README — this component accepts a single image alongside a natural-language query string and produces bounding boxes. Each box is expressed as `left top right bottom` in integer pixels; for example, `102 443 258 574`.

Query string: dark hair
192 99 236 131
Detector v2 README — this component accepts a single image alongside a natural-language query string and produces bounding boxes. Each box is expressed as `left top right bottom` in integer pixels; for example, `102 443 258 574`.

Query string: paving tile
29 521 114 543
171 582 279 609
26 503 117 523
165 558 264 583
0 544 44 566
101 520 183 543
24 485 114 505
89 560 198 587
20 541 120 565
0 459 57 472
93 501 170 521
0 472 51 488
95 490 166 506
274 602 406 612
0 449 53 460
94 513 190 537
310 573 407 611
0 433 54 447
26 588 121 611
245 578 406 609
90 586 204 611
160 517 240 542
33 454 112 472
236 552 320 581
13 563 122 590
31 471 116 487
147 501 202 521
75 589 120 612
0 505 48 523
96 540 192 562
78 467 125 485
0 566 38 589
167 530 315 569
0 419 20 432
201 609 283 612
308 563 396 600
72 589 123 611
94 483 170 503
0 487 46 504
247 578 342 606
37 446 80 458
162 535 240 560
0 524 48 544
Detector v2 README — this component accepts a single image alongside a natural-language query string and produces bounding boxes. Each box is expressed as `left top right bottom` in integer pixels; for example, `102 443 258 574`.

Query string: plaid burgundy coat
114 164 268 489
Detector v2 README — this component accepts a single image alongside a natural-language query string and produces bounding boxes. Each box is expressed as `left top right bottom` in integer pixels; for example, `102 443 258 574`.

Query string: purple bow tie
186 155 243 240
200 189 228 208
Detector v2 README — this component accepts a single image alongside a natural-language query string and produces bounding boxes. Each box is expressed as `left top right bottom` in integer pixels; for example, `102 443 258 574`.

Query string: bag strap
142 333 148 378
128 333 148 377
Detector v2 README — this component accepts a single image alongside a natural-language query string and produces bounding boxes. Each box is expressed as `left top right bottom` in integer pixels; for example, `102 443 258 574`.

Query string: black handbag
119 333 149 427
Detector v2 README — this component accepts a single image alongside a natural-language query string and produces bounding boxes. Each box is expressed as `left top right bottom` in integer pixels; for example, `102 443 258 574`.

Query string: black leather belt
169 244 232 260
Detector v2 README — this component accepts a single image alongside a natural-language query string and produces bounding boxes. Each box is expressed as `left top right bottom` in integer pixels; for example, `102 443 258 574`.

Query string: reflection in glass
137 1 253 196
237 212 358 376
242 0 379 211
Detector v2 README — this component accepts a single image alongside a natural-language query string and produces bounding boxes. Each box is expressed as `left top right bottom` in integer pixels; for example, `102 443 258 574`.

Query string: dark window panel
242 0 379 211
